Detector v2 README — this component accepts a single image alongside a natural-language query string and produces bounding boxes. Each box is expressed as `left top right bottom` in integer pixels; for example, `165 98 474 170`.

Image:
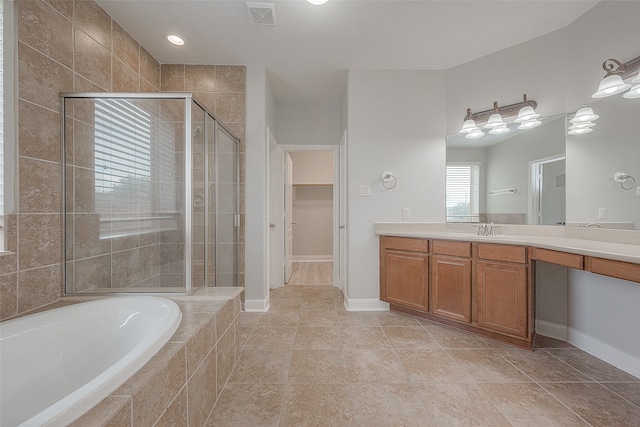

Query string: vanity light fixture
459 94 538 140
592 56 640 99
307 0 328 4
623 70 640 99
167 34 185 46
568 105 599 135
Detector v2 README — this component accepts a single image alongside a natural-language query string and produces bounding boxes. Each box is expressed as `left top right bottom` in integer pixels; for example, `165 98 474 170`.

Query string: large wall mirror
445 114 566 225
566 96 640 230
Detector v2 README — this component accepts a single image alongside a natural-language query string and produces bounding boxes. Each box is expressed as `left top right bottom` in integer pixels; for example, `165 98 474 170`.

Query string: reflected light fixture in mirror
307 0 328 4
592 56 640 98
568 105 599 135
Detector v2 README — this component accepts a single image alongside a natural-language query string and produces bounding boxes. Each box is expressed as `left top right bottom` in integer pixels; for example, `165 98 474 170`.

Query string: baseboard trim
292 256 333 262
535 320 567 341
244 296 270 312
344 297 389 312
567 327 640 379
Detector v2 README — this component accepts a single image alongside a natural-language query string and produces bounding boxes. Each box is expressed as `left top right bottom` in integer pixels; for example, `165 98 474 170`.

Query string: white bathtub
0 296 182 427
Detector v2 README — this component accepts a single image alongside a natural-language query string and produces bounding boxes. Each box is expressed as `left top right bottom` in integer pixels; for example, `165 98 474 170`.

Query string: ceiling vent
247 2 277 26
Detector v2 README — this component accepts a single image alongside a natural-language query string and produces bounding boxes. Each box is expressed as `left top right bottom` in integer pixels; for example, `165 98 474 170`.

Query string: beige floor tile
242 326 297 351
206 383 284 427
297 310 339 328
446 349 532 383
280 384 356 427
383 326 439 350
480 383 589 426
340 326 392 349
375 311 422 326
288 350 348 384
299 297 335 311
395 349 469 383
228 349 291 384
344 349 407 383
428 325 506 349
336 311 379 327
534 334 576 349
601 381 640 407
500 348 592 383
238 326 252 350
269 297 302 311
415 383 511 426
546 348 640 382
294 326 343 350
239 311 262 326
350 384 432 427
542 382 640 427
256 311 299 328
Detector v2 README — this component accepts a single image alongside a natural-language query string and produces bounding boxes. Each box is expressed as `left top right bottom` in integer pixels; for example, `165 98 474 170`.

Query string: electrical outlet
402 207 410 219
598 208 606 219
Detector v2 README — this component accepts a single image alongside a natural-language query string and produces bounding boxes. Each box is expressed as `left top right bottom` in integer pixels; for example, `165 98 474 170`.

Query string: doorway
529 155 566 225
268 143 342 292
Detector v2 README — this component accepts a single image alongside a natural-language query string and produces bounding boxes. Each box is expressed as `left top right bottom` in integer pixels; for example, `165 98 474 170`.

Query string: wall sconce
459 94 540 140
568 105 599 135
592 56 640 99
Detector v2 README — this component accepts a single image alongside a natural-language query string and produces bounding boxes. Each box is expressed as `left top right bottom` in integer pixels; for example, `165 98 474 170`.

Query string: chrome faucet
474 223 499 236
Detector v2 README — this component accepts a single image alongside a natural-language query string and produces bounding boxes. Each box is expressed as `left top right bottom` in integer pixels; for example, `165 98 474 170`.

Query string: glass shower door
214 126 238 286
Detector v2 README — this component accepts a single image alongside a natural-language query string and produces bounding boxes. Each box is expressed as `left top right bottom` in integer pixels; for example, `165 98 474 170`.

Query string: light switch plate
402 207 410 219
358 185 371 197
598 208 606 219
636 186 640 197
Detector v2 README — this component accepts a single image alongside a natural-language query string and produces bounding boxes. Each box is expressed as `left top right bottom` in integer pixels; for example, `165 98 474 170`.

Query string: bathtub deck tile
115 342 187 427
68 395 131 427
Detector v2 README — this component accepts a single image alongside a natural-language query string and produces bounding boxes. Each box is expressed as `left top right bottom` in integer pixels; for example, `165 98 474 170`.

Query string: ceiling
97 0 599 104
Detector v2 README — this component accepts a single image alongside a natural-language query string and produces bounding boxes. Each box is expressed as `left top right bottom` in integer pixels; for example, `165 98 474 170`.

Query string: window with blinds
94 99 153 237
446 163 480 222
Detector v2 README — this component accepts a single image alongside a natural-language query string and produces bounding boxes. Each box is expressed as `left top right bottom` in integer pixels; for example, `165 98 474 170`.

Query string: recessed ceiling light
167 34 185 46
307 0 328 5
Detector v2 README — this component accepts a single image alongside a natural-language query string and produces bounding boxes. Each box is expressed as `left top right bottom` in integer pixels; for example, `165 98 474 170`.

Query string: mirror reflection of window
446 163 480 222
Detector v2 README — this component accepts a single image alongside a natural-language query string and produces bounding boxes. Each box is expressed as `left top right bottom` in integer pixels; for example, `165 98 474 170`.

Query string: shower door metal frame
60 92 240 296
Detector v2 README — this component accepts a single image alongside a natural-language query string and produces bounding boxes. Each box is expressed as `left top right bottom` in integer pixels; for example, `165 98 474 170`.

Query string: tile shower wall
0 0 246 320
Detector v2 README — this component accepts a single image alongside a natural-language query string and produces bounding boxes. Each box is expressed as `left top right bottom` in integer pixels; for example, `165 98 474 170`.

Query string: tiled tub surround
48 289 244 426
1 0 247 321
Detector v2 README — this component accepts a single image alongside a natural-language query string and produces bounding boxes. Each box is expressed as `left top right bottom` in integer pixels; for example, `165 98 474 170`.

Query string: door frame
528 154 566 225
269 143 342 289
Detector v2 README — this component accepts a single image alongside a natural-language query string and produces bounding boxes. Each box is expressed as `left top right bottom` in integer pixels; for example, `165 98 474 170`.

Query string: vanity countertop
375 223 640 265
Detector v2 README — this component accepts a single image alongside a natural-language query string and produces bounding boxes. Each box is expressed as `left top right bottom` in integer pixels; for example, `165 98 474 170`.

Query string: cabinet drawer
531 248 583 269
382 236 429 253
432 240 471 258
477 243 527 264
587 257 640 283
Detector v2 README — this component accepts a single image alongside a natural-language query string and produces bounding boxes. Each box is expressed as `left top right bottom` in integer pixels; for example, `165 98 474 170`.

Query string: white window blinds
94 99 152 237
446 163 480 222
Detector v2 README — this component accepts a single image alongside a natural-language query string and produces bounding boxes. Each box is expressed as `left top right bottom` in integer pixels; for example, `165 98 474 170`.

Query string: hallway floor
206 280 640 425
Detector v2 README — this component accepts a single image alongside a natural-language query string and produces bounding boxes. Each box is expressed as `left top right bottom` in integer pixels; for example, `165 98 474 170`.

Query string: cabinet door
431 255 472 323
381 249 429 312
477 261 528 338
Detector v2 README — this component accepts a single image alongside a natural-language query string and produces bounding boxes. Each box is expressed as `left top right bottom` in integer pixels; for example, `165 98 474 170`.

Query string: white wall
277 102 342 146
290 151 334 183
347 70 446 302
244 66 276 307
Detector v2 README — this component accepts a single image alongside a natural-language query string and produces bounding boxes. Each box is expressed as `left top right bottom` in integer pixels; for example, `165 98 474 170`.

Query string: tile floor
206 268 640 426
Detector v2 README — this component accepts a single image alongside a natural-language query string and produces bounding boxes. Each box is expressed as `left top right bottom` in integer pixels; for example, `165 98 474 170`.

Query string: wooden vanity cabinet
380 237 534 349
431 241 472 323
380 237 429 312
476 244 532 340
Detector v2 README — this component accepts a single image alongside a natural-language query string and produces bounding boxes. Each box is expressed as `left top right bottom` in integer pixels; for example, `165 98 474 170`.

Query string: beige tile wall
0 0 246 321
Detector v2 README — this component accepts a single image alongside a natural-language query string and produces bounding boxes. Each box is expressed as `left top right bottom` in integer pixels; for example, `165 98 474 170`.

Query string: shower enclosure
61 93 239 295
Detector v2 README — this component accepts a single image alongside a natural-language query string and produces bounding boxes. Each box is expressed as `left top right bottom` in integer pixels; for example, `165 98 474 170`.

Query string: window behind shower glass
446 163 480 223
